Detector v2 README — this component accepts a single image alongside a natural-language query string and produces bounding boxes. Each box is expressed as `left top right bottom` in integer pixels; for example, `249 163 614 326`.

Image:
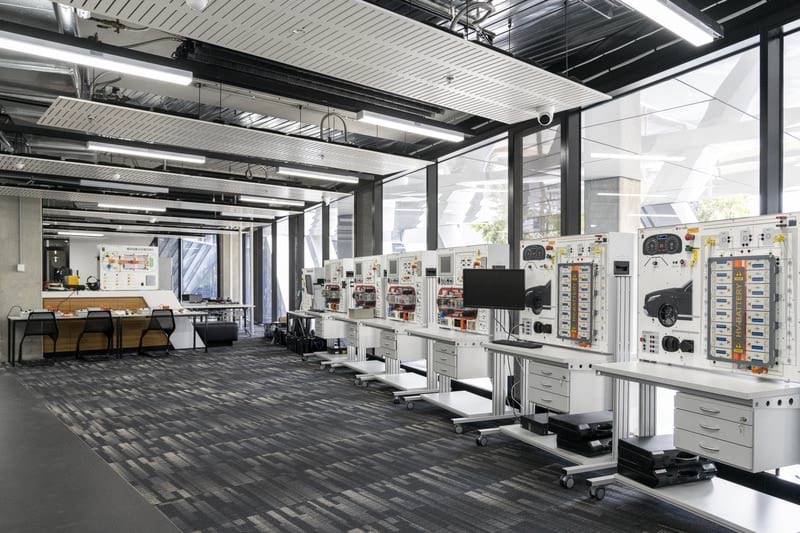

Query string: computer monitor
305 275 314 295
462 268 525 310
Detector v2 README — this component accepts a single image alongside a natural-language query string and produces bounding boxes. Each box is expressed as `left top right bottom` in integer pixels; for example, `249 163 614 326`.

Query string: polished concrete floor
4 339 728 532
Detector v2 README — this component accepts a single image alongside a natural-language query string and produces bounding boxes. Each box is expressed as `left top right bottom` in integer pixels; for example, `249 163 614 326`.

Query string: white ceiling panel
0 154 345 203
42 208 263 229
60 0 609 123
37 97 429 175
0 185 289 217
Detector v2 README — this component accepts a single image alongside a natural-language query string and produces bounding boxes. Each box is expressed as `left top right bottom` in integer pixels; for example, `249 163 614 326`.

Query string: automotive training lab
1 1 800 532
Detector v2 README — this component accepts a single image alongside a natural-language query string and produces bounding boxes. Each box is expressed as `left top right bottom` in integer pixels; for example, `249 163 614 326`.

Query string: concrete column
584 176 641 233
0 197 42 362
218 233 241 302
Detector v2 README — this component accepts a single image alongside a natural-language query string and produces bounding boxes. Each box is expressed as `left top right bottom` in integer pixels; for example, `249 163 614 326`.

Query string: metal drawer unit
432 341 488 379
343 322 380 349
525 361 608 415
674 392 800 472
316 316 347 340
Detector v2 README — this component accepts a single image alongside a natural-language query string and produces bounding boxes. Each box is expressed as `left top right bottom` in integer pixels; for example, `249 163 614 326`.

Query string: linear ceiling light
356 111 465 142
238 195 305 207
0 30 193 85
97 203 167 212
617 0 722 47
80 179 169 194
276 168 359 184
57 231 105 237
87 142 206 164
590 152 685 162
221 212 274 220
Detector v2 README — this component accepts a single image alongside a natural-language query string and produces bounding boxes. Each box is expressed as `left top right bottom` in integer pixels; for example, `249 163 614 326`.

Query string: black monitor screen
463 269 525 310
305 275 313 295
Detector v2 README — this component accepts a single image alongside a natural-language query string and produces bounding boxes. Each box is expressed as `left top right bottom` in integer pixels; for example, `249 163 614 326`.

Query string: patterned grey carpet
13 339 726 532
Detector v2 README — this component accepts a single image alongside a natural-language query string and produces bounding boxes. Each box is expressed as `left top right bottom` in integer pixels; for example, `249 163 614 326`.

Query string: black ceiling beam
0 123 375 184
43 206 275 225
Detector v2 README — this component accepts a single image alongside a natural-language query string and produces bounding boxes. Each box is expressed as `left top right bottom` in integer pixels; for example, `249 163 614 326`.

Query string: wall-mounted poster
98 245 159 290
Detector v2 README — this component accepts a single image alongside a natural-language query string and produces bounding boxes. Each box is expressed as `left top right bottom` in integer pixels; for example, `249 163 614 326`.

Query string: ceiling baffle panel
0 154 345 203
59 0 609 123
42 209 260 229
37 97 429 175
0 185 288 217
45 220 240 235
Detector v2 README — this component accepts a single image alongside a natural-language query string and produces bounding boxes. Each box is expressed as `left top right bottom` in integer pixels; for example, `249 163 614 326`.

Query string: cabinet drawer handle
698 443 720 453
540 383 553 389
699 406 721 415
539 397 553 403
541 370 553 376
699 424 720 432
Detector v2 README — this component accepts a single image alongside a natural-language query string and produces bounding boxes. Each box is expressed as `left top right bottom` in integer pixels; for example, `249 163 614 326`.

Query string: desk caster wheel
476 436 488 447
589 487 605 501
559 475 575 489
353 378 360 385
405 402 415 410
454 425 464 435
301 356 307 361
393 397 401 404
362 381 370 388
329 367 335 373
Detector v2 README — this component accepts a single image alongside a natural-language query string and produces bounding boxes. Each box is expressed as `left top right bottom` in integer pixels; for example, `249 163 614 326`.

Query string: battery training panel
557 263 595 342
706 256 776 367
638 214 800 380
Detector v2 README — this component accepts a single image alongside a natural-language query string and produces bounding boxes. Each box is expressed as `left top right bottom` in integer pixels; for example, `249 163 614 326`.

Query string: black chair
76 311 115 362
138 309 175 358
18 311 58 366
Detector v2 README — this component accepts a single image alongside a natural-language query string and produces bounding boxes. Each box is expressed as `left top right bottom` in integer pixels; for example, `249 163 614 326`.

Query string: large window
242 233 251 306
582 47 760 232
329 195 353 259
304 206 323 268
522 126 561 239
276 218 290 319
157 236 218 299
438 136 509 247
383 169 427 253
262 227 273 323
784 30 800 210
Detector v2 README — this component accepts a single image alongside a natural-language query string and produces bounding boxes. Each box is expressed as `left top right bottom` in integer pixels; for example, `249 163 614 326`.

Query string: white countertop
184 303 253 310
483 342 611 368
359 317 416 333
595 361 800 401
407 326 487 346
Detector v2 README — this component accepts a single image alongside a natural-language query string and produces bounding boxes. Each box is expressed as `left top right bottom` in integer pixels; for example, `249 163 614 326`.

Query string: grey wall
0 197 42 361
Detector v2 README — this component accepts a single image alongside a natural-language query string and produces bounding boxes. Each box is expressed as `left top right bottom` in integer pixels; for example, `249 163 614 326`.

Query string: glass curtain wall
437 136 509 247
157 236 218 298
784 30 800 209
262 227 273 323
242 233 251 305
276 218 290 319
382 169 427 253
582 46 760 232
329 195 354 259
304 206 323 268
522 126 561 239
157 237 181 295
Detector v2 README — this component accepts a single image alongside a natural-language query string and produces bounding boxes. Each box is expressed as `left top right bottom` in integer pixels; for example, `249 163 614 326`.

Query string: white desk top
407 326 486 346
483 342 611 368
360 318 415 333
287 310 317 319
595 361 800 401
330 314 361 324
10 310 206 321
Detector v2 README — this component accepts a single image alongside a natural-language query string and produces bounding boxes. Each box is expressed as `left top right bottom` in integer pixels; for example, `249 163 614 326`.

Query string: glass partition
383 169 427 253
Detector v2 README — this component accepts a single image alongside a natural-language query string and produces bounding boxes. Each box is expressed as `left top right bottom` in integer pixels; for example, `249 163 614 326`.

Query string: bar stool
138 309 175 358
76 310 115 362
18 311 58 366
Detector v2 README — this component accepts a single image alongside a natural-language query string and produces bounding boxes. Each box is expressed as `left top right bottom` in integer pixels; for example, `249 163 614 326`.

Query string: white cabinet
431 341 488 379
526 360 609 414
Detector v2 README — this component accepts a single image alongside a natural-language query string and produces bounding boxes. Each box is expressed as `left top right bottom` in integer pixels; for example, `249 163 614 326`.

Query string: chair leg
75 333 84 360
18 335 25 364
138 331 146 355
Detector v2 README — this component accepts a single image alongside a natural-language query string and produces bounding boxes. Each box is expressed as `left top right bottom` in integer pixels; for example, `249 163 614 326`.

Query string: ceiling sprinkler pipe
449 1 496 31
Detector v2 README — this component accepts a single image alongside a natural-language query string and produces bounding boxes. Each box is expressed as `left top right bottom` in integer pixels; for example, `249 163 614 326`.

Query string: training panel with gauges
519 233 635 354
323 258 354 314
436 244 508 334
385 251 435 326
352 255 386 317
638 214 799 378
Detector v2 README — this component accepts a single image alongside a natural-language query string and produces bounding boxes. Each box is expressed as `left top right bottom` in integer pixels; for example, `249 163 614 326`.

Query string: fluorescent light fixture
80 179 168 194
0 30 193 85
58 231 105 237
617 0 722 47
597 192 668 198
356 110 465 142
238 195 305 207
590 152 685 162
276 168 359 184
97 203 167 213
87 142 206 164
221 212 274 220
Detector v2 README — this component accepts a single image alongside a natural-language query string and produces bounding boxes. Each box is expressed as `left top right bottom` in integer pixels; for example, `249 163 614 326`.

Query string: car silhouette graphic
643 281 692 327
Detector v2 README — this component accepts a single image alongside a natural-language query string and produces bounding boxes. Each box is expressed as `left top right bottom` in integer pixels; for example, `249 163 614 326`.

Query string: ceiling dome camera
536 105 556 127
185 0 208 11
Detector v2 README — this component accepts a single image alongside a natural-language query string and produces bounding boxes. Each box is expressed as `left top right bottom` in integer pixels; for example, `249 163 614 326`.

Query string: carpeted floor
13 339 726 532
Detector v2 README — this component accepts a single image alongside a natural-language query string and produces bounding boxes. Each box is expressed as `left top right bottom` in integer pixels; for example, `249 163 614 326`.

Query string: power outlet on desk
15 264 25 273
